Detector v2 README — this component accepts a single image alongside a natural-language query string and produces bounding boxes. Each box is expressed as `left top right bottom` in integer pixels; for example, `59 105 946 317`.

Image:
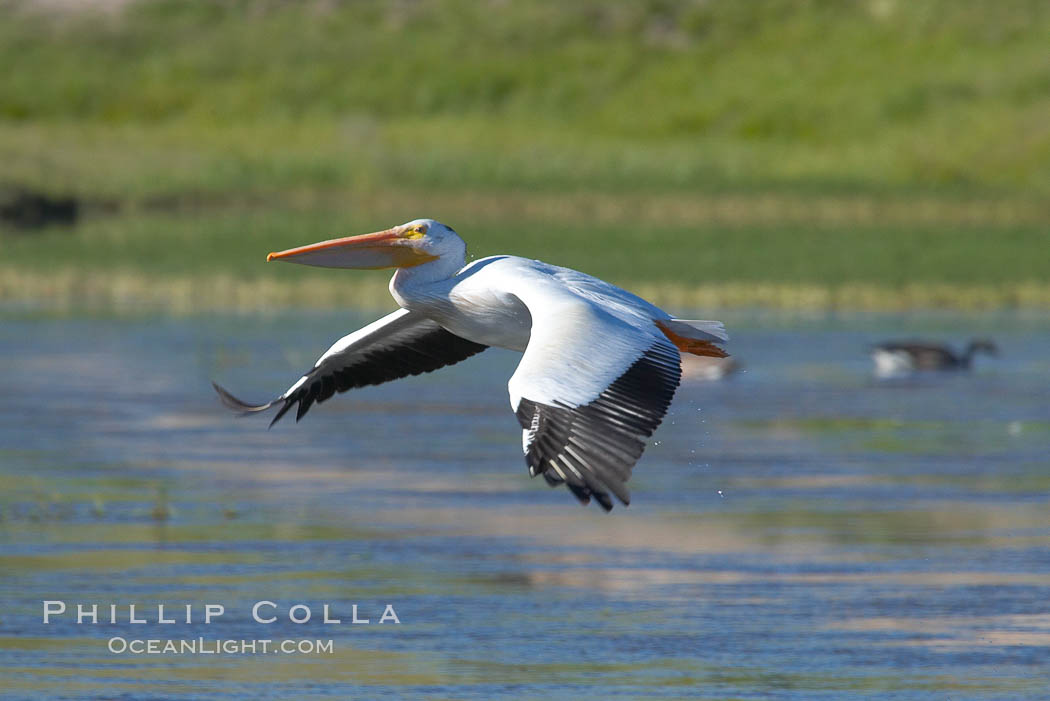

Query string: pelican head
267 219 465 270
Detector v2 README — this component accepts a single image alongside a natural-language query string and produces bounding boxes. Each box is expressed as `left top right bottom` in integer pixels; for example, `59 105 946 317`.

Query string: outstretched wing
507 295 683 511
214 308 487 425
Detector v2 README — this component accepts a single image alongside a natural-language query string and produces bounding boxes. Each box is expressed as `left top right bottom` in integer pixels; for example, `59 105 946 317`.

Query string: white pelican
871 338 998 377
214 219 728 510
681 355 741 382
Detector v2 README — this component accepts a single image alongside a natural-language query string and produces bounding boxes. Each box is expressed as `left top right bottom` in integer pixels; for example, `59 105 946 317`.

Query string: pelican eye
402 225 427 240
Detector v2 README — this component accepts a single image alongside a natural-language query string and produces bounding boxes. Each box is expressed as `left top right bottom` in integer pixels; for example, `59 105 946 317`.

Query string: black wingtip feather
295 395 314 422
566 483 592 506
212 381 275 415
269 399 295 428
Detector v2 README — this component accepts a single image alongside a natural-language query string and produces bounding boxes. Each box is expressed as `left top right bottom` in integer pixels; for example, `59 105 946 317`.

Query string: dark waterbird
870 338 999 376
0 185 78 230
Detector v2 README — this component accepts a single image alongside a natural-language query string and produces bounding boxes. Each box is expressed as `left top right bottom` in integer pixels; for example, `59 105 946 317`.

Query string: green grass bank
1 0 1048 310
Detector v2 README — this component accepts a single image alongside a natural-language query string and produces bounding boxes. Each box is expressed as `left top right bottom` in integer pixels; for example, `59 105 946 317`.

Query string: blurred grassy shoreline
4 183 1048 313
5 265 1050 315
2 0 1048 312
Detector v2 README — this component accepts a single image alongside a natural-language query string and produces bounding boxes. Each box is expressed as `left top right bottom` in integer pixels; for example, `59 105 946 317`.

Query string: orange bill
266 229 436 269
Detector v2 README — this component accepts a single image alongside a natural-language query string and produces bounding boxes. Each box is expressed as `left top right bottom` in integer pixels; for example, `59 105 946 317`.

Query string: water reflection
1 309 1048 698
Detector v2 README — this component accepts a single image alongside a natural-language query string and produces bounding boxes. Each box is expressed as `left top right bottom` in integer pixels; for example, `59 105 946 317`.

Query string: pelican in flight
214 219 728 511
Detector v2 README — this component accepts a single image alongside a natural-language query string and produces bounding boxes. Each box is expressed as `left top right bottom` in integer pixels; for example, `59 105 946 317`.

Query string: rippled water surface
1 308 1049 699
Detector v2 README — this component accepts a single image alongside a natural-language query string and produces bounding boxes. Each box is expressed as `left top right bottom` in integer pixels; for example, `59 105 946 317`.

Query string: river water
1 308 1048 699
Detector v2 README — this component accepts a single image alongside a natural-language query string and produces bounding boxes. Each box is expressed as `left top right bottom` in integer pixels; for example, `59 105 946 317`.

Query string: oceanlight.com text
107 637 335 655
